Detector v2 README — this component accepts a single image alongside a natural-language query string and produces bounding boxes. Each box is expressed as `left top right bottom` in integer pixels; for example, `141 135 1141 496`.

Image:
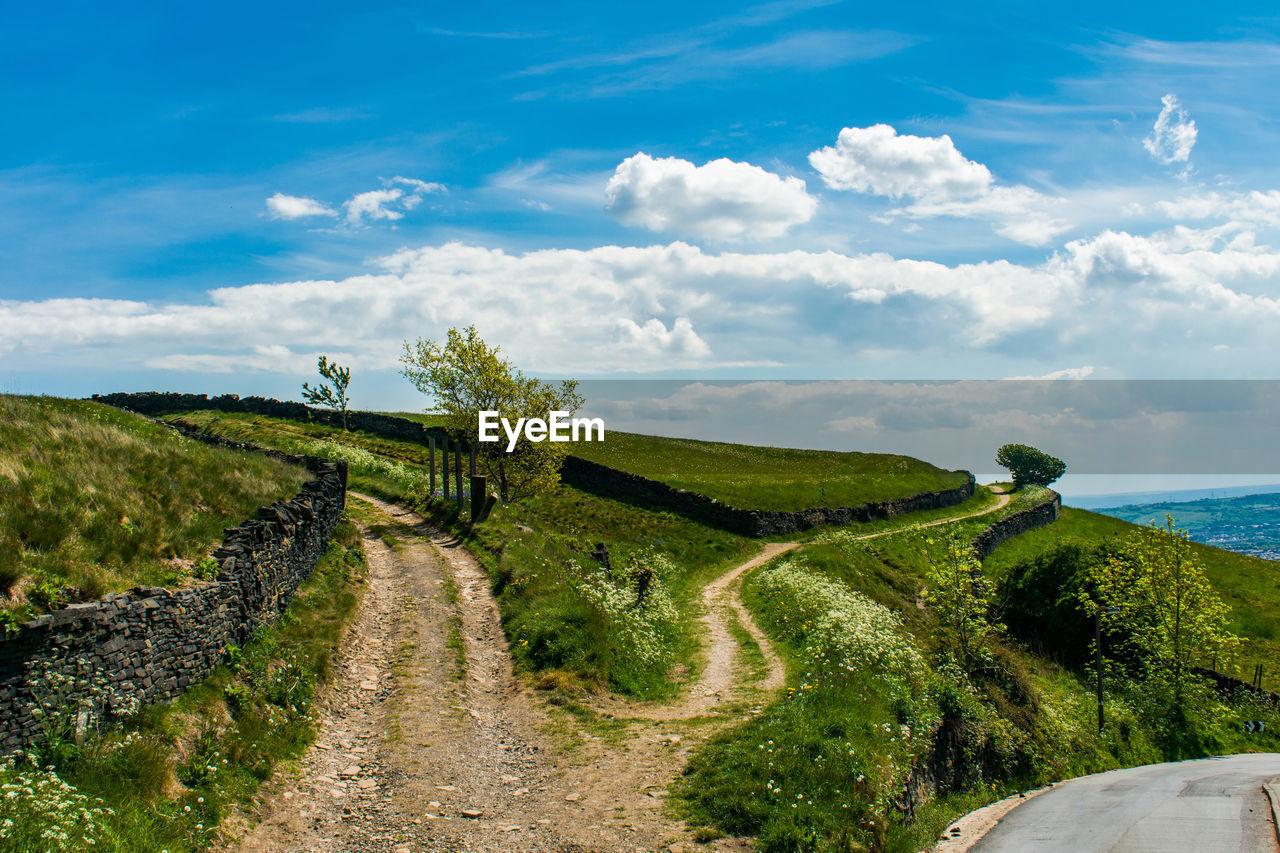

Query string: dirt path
593 486 1013 722
231 486 1013 853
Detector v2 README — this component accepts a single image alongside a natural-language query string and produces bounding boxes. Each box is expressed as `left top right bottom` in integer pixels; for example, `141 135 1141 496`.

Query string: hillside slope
0 396 307 619
986 506 1280 682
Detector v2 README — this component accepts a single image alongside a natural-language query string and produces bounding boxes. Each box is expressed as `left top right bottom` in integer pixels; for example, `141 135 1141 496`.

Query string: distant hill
1093 492 1280 560
1068 483 1280 510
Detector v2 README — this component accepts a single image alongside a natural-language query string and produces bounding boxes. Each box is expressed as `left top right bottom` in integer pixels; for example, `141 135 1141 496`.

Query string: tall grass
0 396 306 619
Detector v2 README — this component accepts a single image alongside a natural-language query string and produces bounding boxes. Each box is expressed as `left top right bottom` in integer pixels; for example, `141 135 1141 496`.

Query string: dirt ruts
230 487 1013 853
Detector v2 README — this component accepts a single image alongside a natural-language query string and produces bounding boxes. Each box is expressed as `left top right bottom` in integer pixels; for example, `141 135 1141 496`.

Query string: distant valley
1093 492 1280 561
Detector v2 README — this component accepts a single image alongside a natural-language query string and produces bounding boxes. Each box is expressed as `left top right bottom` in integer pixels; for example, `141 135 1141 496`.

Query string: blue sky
5 1 1280 408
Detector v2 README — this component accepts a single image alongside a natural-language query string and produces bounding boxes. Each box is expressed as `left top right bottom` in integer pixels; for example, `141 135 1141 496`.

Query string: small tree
923 530 1001 670
995 443 1066 489
400 326 584 501
302 356 352 430
1084 516 1238 711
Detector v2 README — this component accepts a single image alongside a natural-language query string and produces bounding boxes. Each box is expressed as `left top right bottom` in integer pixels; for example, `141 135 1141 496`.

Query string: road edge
930 783 1058 853
1264 779 1280 846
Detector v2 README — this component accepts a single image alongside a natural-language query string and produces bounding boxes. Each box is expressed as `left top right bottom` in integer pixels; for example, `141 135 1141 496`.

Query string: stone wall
896 718 994 823
91 391 445 446
971 490 1061 561
561 455 977 537
0 428 347 753
896 490 1063 819
94 391 980 538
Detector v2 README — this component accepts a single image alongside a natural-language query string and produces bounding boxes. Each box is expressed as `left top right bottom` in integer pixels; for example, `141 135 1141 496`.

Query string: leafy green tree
400 325 584 501
1084 516 1238 710
301 355 352 430
923 530 1001 670
995 443 1066 489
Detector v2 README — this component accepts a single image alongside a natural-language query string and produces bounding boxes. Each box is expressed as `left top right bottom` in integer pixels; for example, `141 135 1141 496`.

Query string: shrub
995 443 1066 489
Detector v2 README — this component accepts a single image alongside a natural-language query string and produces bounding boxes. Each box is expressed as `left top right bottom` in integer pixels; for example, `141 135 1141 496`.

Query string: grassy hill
985 505 1280 685
676 494 1280 851
387 410 970 511
0 396 307 620
162 408 759 696
567 430 971 511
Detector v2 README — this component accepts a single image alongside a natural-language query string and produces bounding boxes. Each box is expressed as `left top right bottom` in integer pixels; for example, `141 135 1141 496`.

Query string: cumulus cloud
1144 93 1197 166
616 317 711 358
4 229 1280 378
809 124 1069 245
265 193 337 220
343 188 406 225
605 152 817 241
809 124 992 200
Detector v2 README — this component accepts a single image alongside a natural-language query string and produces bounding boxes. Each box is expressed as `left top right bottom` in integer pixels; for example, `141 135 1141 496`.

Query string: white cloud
1005 366 1095 380
265 193 337 220
145 344 328 374
809 124 992 200
893 185 1072 246
809 124 1068 245
269 179 445 228
4 229 1280 378
1157 190 1280 228
392 176 447 195
343 189 406 226
1144 93 1197 165
605 152 817 241
616 317 711 358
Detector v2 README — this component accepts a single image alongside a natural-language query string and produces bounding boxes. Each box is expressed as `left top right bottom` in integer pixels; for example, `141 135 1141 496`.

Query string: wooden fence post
441 436 450 500
429 436 436 497
455 442 464 507
471 475 486 520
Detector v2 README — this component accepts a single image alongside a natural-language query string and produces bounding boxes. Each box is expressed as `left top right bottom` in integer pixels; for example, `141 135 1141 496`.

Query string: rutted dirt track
233 494 769 853
231 487 1012 853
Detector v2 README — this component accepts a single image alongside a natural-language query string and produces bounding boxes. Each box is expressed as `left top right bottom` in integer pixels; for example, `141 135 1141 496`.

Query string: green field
389 410 970 511
0 396 307 620
566 429 971 511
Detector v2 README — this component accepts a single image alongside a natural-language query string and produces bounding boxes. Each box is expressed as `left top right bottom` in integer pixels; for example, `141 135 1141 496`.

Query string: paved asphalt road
972 754 1280 852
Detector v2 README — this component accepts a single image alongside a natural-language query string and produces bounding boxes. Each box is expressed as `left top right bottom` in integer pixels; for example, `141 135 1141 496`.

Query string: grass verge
0 519 367 853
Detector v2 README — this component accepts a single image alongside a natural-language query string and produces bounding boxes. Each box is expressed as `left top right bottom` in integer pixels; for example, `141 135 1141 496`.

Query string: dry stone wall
93 392 983 538
91 391 442 445
0 427 347 753
970 490 1061 561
